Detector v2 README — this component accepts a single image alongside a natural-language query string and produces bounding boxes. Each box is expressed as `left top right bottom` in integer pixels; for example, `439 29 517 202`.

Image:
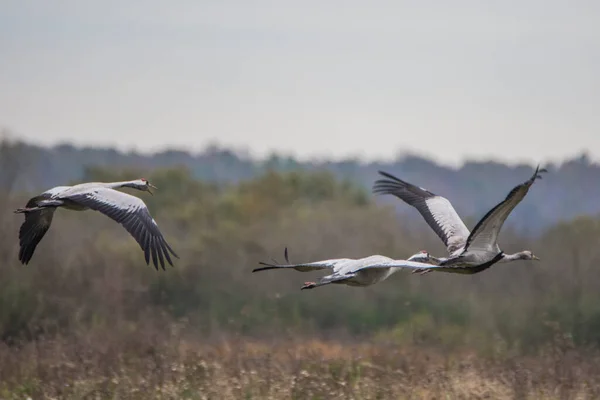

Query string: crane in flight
254 248 447 290
14 178 178 270
372 165 545 274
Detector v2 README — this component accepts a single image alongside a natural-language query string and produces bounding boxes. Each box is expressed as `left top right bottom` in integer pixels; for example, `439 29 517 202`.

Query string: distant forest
2 137 598 234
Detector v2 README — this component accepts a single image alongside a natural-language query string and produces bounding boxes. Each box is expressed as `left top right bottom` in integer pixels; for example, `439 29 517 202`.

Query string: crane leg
411 269 432 275
301 275 350 290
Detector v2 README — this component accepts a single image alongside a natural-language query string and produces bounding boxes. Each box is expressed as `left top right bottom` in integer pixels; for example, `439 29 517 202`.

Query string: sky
1 0 599 166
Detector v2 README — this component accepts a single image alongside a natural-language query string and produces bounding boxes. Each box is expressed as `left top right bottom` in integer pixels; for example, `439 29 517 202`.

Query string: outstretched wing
17 195 57 265
65 188 178 270
253 259 349 273
354 254 505 275
353 259 442 272
463 165 547 253
373 171 470 254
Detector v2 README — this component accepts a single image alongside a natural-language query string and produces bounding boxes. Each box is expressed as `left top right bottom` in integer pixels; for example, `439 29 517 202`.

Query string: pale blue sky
1 0 599 165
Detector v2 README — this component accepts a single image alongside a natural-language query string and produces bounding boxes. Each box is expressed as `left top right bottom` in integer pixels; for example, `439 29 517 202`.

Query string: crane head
137 178 158 195
522 250 540 261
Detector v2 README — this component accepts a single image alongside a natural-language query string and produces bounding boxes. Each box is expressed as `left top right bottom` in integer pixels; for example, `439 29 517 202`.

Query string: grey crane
14 178 178 270
253 248 444 290
372 165 545 274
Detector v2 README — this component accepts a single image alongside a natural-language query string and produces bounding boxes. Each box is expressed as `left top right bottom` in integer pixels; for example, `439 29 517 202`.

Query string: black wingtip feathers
532 164 548 182
252 263 280 273
377 170 399 181
254 247 290 273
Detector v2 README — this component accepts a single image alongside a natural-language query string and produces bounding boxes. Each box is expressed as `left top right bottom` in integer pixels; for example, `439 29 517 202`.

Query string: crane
254 248 444 289
14 178 178 270
372 165 545 274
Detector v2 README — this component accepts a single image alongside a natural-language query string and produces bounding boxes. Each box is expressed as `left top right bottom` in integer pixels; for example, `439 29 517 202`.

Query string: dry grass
0 327 599 400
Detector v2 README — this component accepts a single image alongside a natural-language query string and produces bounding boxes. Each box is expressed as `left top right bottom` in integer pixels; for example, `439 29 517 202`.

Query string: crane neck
498 252 521 262
104 180 142 190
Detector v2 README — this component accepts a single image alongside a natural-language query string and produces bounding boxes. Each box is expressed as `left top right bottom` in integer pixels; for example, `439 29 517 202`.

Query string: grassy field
0 329 598 400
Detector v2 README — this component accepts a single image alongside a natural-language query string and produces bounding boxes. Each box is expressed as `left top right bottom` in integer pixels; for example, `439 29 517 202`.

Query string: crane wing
354 252 505 275
463 165 546 253
17 195 57 265
353 259 440 272
65 188 178 270
253 258 349 273
373 171 470 254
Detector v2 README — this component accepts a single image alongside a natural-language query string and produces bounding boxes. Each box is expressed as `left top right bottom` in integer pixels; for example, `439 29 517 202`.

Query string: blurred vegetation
2 138 600 397
5 137 600 234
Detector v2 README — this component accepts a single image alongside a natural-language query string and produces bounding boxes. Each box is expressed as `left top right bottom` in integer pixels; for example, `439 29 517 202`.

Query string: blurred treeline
4 133 600 234
1 138 600 357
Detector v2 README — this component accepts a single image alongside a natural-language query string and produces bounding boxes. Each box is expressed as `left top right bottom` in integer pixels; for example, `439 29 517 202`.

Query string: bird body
254 250 440 290
14 179 178 270
373 165 545 274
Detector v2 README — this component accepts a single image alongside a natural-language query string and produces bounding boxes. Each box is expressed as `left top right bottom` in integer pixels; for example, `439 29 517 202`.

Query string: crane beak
148 183 157 195
532 255 540 261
